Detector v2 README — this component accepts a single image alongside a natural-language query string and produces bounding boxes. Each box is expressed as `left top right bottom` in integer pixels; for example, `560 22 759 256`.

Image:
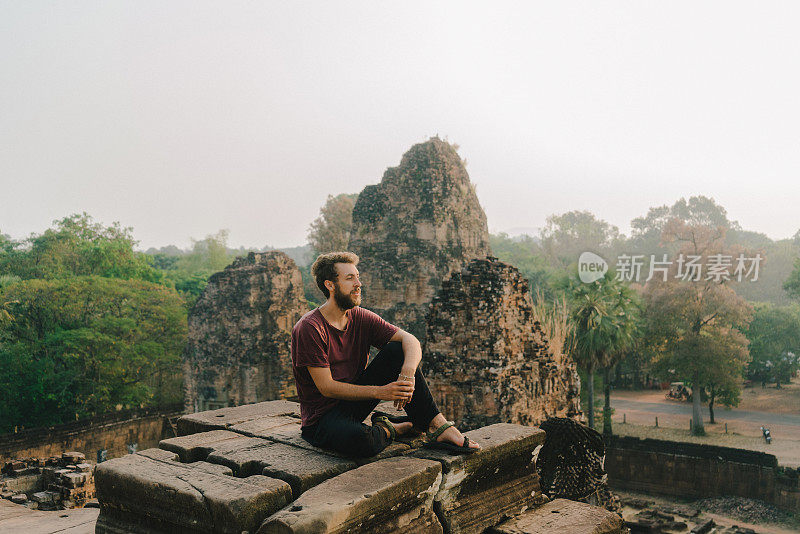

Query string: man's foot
434 424 480 450
375 419 414 439
391 421 414 436
427 414 481 452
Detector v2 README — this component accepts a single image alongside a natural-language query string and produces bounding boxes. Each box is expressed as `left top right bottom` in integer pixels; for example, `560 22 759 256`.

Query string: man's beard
333 285 361 310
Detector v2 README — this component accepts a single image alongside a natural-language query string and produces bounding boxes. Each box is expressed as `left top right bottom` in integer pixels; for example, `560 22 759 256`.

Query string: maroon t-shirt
291 306 398 427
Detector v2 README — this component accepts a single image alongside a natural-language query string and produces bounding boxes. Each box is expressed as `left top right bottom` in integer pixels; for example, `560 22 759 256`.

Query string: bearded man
291 251 480 457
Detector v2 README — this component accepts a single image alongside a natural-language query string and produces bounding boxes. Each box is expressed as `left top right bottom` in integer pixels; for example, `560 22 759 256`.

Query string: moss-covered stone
349 138 491 342
424 257 582 430
183 252 307 412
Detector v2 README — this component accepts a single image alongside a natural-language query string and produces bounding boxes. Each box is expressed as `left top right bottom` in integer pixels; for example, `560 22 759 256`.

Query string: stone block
62 451 86 464
256 420 410 465
5 460 25 472
160 429 251 462
259 456 443 534
63 472 86 488
31 490 59 504
177 400 301 435
209 440 358 498
137 447 235 476
161 429 359 498
412 423 546 534
230 414 299 436
12 466 39 476
76 462 93 472
486 498 625 534
1 472 43 495
11 493 27 504
95 450 291 534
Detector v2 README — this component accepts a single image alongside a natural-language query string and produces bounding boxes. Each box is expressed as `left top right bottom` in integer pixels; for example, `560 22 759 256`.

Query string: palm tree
567 273 638 434
0 275 21 328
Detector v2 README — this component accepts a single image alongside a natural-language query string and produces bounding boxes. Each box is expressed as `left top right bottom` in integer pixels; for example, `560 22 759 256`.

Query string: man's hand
376 381 414 402
394 373 415 409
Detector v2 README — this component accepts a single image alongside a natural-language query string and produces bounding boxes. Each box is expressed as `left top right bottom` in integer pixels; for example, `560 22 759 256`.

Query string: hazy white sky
2 2 799 250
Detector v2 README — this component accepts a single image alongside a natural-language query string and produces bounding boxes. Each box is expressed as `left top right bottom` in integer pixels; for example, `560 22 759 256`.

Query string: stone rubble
0 451 95 510
693 496 792 525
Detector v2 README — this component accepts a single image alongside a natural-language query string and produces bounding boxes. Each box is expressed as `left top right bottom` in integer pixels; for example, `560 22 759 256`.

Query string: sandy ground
0 500 97 534
609 379 800 467
612 379 800 415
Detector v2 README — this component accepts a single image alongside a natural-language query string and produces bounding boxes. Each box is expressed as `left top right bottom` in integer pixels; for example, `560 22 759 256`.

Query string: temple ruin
424 257 582 430
93 400 625 534
183 251 307 412
348 137 491 342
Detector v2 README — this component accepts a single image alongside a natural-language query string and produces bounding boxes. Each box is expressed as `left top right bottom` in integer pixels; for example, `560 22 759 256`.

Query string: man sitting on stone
291 251 480 457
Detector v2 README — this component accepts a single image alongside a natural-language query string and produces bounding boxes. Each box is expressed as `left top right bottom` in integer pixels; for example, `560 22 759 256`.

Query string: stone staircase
94 400 623 533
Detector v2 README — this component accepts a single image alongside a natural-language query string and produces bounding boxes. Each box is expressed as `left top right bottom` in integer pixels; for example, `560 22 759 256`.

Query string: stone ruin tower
183 251 307 412
348 137 491 342
424 257 582 430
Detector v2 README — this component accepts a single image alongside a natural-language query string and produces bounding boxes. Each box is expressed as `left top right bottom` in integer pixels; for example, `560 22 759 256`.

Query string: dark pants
301 342 440 457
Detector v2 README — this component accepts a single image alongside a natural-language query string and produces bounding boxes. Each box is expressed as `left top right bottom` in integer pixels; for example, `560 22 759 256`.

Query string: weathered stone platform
95 400 620 533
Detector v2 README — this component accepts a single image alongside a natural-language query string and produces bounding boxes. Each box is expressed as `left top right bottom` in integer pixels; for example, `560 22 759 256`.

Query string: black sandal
423 421 478 454
371 411 412 425
372 415 396 440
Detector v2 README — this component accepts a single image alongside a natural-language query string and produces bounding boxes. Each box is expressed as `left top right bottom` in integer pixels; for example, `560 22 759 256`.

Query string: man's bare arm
389 329 422 376
387 329 422 409
307 367 413 402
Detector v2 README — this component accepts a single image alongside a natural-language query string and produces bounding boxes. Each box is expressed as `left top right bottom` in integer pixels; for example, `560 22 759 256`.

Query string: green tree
643 220 752 435
785 258 800 301
174 230 232 274
746 303 800 388
0 276 186 432
631 196 737 243
308 194 358 255
566 272 638 434
628 196 740 265
0 213 162 283
152 230 235 305
540 211 622 270
490 233 555 299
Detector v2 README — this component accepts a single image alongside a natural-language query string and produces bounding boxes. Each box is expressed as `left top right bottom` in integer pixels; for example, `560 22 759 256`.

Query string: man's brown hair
311 252 359 298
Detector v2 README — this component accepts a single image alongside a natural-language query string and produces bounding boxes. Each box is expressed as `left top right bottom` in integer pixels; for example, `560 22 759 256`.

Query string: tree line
2 194 799 436
483 197 800 436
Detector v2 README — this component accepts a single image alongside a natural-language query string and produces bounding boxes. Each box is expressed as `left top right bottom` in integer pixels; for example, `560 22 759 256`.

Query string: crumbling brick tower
348 137 491 342
424 257 582 430
183 251 307 412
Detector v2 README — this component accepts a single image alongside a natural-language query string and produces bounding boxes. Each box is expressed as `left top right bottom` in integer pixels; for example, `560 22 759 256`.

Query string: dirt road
609 385 800 467
612 397 800 427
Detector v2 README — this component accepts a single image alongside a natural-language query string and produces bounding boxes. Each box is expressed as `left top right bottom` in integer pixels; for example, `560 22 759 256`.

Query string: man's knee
347 425 390 457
